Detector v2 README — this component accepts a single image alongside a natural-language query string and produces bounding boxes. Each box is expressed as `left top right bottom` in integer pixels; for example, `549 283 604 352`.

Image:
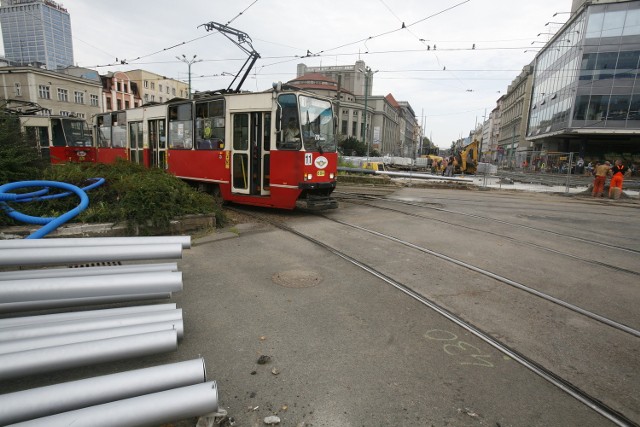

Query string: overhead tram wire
85 1 262 69
315 0 471 56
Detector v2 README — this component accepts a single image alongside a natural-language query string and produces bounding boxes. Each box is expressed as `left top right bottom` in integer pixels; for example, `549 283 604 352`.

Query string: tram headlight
307 173 313 180
330 173 335 179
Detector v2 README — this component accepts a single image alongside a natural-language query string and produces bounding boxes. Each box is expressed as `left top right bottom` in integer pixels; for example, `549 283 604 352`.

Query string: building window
117 99 122 110
167 86 170 94
151 95 155 102
159 84 163 92
57 88 69 102
76 113 85 119
74 91 84 104
90 94 99 106
172 88 176 96
117 82 121 92
125 101 130 109
106 98 112 110
144 80 149 88
144 94 149 102
14 83 21 96
160 97 163 103
38 85 51 99
60 110 71 116
151 82 155 90
123 83 128 93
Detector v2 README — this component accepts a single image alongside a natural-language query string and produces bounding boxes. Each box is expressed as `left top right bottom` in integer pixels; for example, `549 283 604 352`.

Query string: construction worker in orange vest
608 159 629 199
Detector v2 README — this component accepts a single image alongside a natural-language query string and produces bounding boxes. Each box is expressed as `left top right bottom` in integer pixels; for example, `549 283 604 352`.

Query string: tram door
128 121 144 165
148 119 167 169
231 112 271 196
24 126 51 161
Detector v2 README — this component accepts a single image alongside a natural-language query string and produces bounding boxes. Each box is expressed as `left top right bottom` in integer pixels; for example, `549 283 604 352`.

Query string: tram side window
51 119 66 147
112 112 127 148
97 115 112 148
168 103 194 149
195 100 225 150
64 120 93 147
276 94 301 150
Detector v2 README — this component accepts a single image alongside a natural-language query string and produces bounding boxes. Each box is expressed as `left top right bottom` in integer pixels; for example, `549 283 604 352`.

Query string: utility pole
176 54 202 99
359 66 378 159
363 70 370 159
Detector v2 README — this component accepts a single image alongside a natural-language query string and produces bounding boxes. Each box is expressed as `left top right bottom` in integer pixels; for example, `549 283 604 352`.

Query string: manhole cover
272 270 323 288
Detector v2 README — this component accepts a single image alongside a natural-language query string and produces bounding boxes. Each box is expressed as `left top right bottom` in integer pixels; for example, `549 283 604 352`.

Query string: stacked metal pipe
0 236 190 312
0 235 220 425
0 304 183 380
0 358 218 426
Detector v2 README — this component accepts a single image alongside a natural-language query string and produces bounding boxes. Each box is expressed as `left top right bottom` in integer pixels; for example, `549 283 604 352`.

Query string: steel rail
325 216 640 339
337 197 640 277
334 191 640 255
250 211 637 427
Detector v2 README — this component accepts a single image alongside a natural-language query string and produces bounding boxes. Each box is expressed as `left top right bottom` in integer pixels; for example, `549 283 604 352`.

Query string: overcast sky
4 0 573 148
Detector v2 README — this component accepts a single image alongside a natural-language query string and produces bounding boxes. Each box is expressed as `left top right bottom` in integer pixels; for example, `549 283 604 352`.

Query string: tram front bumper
296 181 338 210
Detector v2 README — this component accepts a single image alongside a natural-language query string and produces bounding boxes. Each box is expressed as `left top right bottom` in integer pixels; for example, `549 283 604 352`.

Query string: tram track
318 214 640 339
334 191 640 255
227 206 639 427
334 195 640 277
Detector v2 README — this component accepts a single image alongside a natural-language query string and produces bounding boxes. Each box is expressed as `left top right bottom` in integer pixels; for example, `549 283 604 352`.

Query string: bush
0 160 225 234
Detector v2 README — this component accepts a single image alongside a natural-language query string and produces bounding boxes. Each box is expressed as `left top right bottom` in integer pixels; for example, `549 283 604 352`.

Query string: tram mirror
275 105 282 134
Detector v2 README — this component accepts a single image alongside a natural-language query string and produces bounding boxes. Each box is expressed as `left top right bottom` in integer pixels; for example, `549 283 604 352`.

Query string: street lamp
358 66 378 159
176 54 203 99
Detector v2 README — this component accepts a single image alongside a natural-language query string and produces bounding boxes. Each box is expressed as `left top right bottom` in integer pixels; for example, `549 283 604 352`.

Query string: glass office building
528 0 640 157
0 0 74 70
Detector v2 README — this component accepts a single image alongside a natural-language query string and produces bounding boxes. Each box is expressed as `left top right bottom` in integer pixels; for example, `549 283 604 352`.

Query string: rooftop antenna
198 21 260 93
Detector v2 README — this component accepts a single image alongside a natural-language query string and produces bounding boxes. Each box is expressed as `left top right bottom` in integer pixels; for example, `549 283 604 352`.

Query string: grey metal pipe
0 329 178 381
0 358 206 425
0 271 183 303
0 262 179 280
0 243 184 266
7 381 218 427
0 309 183 341
0 236 191 250
0 321 183 354
0 293 172 314
0 303 177 328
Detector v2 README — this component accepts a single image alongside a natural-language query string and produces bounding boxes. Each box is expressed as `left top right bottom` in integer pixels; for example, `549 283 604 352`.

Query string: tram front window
299 96 335 153
63 120 93 147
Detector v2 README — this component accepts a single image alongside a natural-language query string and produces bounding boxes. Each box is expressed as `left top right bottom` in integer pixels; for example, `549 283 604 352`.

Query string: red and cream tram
94 86 338 210
19 115 95 164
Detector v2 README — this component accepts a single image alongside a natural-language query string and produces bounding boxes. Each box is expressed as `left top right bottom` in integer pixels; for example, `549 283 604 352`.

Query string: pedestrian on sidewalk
592 161 610 197
608 159 630 199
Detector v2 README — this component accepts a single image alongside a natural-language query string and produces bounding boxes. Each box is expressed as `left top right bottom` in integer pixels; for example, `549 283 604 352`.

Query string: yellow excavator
455 140 479 174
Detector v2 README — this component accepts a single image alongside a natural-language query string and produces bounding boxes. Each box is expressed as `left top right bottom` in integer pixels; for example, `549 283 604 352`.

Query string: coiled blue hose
0 178 105 239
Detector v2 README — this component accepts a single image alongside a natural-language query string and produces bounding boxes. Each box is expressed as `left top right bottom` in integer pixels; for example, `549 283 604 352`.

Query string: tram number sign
317 170 325 177
305 153 313 166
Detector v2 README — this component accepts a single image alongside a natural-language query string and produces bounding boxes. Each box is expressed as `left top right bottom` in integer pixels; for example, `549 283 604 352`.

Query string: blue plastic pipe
0 179 104 239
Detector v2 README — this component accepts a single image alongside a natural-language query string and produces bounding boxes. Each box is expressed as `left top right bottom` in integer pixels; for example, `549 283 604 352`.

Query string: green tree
339 136 367 156
0 114 45 183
